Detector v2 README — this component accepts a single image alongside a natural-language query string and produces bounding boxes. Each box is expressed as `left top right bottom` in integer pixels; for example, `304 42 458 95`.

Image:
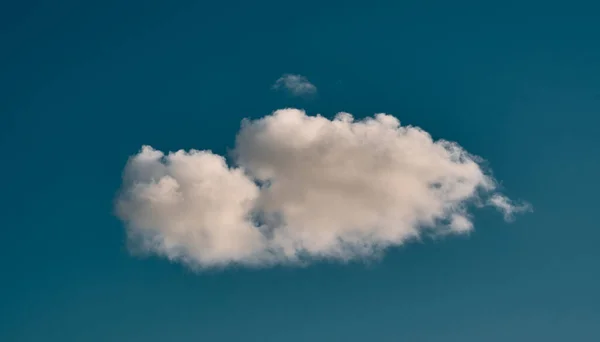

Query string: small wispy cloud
272 74 317 97
488 194 532 221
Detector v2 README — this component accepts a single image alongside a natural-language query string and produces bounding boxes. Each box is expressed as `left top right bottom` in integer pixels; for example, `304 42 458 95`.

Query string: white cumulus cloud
116 109 529 269
272 74 317 97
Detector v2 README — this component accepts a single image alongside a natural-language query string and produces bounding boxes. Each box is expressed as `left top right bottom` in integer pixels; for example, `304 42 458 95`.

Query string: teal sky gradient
1 1 599 341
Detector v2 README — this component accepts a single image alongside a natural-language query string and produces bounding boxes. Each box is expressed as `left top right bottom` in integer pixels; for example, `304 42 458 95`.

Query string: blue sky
2 0 599 341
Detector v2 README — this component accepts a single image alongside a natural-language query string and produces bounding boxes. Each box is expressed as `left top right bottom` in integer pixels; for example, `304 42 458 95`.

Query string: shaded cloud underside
116 109 530 269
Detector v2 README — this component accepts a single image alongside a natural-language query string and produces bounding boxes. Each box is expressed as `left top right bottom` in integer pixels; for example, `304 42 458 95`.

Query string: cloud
272 74 317 97
488 194 532 221
116 109 529 269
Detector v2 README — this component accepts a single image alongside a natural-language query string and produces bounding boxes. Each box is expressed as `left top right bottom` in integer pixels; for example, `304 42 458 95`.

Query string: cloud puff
272 74 317 97
116 109 529 269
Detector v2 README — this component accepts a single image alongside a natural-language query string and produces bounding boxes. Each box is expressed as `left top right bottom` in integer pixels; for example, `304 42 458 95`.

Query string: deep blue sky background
2 1 599 341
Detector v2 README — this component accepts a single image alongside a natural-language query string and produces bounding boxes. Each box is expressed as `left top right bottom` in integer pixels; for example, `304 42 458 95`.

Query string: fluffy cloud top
272 74 317 97
116 109 529 269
